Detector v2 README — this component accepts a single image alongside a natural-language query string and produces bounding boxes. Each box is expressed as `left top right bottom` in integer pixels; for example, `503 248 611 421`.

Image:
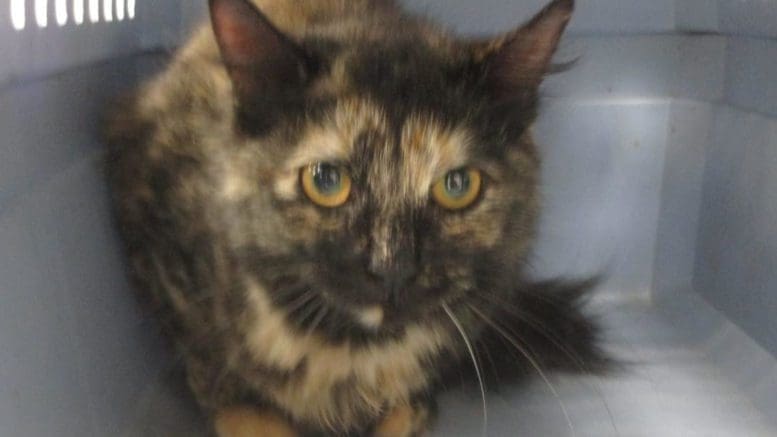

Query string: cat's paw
214 406 297 437
373 404 432 437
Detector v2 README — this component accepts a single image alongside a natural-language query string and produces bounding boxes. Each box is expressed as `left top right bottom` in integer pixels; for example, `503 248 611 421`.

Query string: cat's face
203 0 573 339
226 99 538 332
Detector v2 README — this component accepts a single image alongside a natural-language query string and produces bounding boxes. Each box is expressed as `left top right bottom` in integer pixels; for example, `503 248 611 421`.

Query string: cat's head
147 0 574 340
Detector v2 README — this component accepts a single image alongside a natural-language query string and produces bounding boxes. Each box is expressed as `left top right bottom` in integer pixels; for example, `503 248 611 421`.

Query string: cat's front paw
214 406 297 437
373 403 432 437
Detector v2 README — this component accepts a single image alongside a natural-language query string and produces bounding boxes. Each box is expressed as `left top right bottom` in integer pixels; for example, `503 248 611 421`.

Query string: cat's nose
367 255 419 298
366 212 420 298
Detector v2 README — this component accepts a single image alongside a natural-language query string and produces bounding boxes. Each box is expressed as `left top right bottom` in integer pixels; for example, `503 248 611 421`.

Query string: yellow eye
300 163 352 208
432 168 482 210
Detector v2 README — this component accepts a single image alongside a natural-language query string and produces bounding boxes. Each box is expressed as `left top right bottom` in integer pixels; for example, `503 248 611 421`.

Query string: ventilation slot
9 0 137 29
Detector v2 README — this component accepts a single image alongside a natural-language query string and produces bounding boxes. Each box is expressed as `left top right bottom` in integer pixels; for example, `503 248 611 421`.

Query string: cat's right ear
209 0 313 133
471 0 574 100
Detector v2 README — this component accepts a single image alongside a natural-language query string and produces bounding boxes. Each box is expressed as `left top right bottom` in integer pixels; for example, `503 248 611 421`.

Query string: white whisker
284 289 316 314
305 304 328 339
468 303 576 437
474 293 619 435
442 303 488 437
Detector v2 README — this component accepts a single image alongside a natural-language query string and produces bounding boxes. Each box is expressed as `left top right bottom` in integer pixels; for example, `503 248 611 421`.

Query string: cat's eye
300 163 352 208
432 168 482 210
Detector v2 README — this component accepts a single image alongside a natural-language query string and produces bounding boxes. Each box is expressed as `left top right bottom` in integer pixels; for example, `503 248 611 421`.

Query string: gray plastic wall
0 1 775 435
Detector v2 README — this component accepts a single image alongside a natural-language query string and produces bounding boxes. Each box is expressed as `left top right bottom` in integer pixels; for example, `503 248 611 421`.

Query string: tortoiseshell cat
106 0 607 435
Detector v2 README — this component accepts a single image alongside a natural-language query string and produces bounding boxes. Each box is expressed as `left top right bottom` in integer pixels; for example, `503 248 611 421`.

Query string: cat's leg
373 402 433 437
214 406 297 437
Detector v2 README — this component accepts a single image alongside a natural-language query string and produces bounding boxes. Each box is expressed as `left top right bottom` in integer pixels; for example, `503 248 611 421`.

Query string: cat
105 0 608 435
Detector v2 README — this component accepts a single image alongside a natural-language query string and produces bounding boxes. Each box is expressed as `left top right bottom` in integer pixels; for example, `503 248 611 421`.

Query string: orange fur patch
214 406 297 437
374 404 430 437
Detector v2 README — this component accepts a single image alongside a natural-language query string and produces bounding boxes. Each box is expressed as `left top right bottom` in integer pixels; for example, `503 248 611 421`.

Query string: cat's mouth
321 283 471 331
267 268 473 338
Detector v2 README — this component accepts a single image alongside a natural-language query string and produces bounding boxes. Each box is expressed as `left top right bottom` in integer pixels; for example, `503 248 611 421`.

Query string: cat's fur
105 0 607 435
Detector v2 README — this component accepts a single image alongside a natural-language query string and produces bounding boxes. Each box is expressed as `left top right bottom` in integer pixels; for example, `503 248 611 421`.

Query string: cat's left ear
473 0 574 99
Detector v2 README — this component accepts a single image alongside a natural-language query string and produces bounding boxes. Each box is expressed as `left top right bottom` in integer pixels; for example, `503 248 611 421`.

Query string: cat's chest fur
239 280 452 428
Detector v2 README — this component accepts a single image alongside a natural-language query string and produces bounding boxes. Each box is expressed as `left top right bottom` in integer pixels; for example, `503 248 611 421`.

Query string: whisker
305 304 329 339
442 303 488 437
478 337 501 387
467 303 576 437
475 292 589 372
283 289 316 315
293 297 324 328
474 293 619 435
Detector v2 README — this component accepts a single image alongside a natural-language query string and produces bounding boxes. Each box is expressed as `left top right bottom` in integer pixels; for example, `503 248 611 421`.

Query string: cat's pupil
313 164 341 193
445 170 470 197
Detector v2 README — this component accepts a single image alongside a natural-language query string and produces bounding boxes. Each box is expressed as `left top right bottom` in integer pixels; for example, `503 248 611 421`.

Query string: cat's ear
209 0 313 132
474 0 574 98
